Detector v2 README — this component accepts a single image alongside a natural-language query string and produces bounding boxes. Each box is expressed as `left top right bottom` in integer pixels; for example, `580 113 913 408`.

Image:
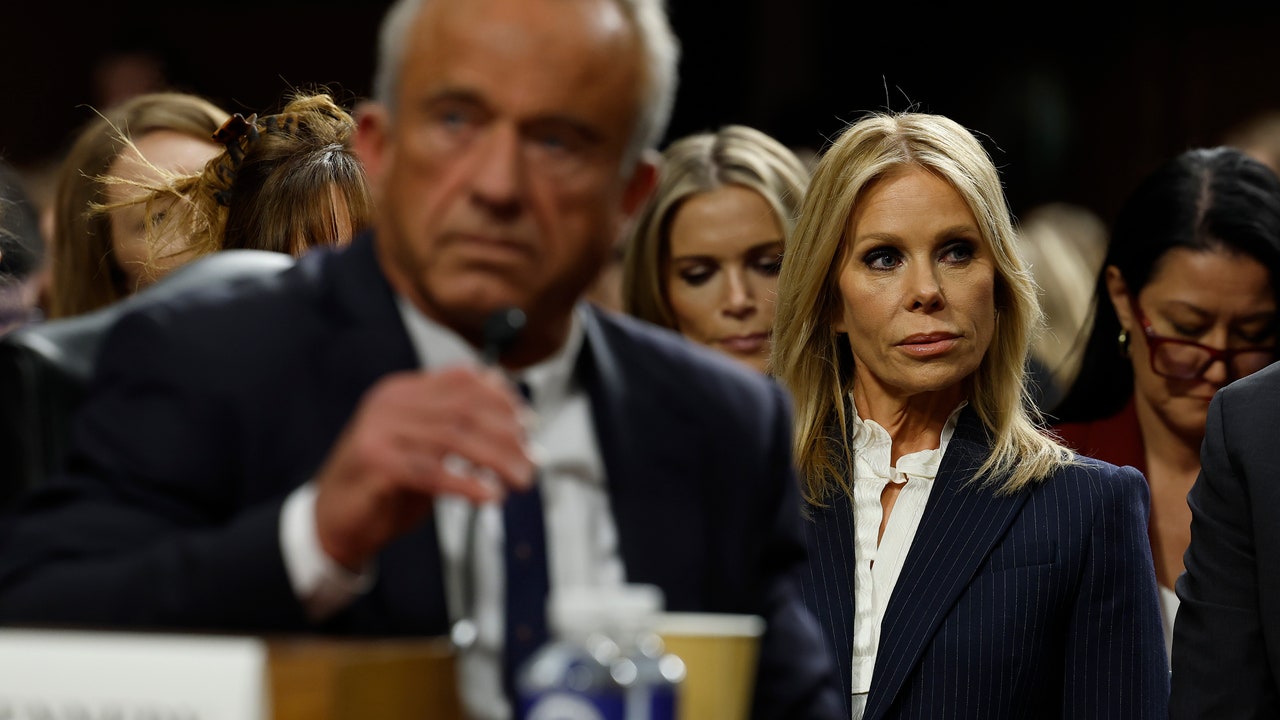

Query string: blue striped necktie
502 381 549 708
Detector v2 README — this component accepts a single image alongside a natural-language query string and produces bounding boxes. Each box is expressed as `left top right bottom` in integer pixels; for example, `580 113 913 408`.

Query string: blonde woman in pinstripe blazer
771 111 1169 719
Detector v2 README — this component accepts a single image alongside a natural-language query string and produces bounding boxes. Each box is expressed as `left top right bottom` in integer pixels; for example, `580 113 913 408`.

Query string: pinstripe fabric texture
799 407 1170 719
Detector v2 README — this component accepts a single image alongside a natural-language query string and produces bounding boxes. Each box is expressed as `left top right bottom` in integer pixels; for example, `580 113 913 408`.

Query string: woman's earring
1117 328 1131 358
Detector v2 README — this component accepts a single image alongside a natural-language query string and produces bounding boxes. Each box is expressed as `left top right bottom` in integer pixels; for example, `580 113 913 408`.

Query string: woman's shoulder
1045 453 1149 506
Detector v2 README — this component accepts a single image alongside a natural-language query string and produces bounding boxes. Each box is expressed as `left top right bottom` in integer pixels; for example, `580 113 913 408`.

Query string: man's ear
621 150 660 217
353 101 391 186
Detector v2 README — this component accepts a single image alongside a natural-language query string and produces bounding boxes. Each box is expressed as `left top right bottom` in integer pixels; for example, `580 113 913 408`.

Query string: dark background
5 1 1280 226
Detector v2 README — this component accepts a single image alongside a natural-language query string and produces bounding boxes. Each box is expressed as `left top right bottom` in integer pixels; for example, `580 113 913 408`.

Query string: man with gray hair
0 0 841 717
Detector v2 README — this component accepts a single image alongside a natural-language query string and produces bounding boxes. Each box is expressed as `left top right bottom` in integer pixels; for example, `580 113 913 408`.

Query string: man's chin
421 281 532 328
457 283 532 315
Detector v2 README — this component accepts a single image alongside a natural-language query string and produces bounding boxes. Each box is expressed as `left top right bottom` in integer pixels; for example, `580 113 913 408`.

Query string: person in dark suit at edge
1171 366 1280 716
0 0 842 718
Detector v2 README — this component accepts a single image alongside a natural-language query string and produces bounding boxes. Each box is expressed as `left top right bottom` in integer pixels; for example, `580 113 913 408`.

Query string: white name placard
0 629 268 720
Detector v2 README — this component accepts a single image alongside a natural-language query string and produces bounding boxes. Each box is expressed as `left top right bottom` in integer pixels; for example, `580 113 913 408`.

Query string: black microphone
482 307 527 366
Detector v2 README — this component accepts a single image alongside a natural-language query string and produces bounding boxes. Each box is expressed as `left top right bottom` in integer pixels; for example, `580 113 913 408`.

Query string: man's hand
313 366 535 570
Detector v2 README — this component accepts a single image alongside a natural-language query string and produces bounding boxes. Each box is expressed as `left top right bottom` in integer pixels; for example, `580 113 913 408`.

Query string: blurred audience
621 124 810 373
1221 109 1280 174
1051 146 1280 662
1016 201 1109 412
772 110 1168 717
47 92 227 319
100 92 373 268
92 49 170 111
0 159 45 334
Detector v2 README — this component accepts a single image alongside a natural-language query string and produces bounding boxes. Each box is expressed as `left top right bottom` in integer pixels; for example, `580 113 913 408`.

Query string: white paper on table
0 628 269 720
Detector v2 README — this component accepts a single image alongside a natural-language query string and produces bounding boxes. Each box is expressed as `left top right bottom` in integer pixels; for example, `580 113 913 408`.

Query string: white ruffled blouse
848 399 966 720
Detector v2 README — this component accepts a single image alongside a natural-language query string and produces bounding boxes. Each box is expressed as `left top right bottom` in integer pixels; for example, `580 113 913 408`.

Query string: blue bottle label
647 687 677 720
521 691 627 720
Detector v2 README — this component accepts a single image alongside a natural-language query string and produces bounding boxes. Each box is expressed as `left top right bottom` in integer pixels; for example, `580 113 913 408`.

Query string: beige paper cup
653 612 765 720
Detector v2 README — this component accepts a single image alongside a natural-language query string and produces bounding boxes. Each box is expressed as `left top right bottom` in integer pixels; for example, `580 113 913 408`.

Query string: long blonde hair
771 111 1076 504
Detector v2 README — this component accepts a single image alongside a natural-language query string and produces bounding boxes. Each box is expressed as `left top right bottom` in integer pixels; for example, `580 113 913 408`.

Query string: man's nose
470 124 523 219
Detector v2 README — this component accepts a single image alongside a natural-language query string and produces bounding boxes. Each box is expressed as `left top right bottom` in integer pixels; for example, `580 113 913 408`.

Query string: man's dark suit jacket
1173 361 1280 718
800 408 1171 719
0 233 841 719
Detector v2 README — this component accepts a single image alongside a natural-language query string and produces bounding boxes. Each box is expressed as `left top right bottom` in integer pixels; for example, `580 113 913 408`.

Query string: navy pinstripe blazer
799 407 1170 719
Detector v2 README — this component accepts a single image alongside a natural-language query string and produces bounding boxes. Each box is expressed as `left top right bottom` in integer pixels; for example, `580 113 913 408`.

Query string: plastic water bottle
606 585 686 720
516 587 627 720
515 584 686 720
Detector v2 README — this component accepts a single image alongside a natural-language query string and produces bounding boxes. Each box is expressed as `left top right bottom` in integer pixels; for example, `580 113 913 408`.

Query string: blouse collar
849 398 968 481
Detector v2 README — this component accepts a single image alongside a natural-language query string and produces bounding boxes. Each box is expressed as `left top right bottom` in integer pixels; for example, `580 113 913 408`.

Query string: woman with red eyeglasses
1050 146 1280 665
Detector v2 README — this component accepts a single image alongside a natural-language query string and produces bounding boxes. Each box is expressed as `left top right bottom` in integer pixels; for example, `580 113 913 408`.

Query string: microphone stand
450 307 527 653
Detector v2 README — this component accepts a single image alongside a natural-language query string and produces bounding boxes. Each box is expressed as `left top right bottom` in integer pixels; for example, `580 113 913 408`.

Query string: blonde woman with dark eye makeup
621 124 810 374
773 110 1169 718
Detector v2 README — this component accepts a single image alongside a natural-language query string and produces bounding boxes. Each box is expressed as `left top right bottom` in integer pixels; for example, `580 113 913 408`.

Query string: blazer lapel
574 305 636 515
863 408 1030 720
574 307 705 598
